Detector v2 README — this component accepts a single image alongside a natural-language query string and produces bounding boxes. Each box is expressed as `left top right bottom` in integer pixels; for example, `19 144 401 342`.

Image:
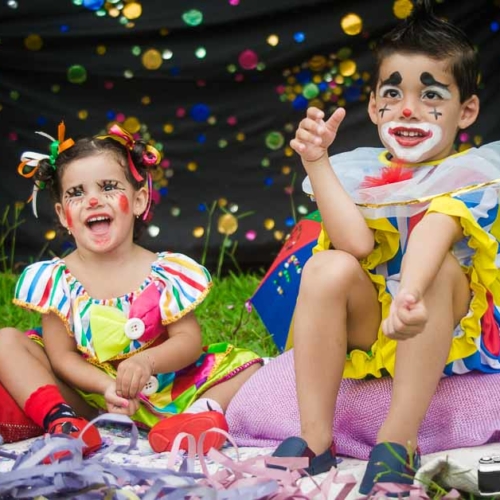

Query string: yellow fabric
290 200 499 378
287 218 399 366
426 195 500 363
89 305 132 362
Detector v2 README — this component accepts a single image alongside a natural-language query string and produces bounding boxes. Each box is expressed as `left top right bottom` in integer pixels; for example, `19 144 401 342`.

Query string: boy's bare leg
377 254 470 449
0 328 97 420
293 250 381 455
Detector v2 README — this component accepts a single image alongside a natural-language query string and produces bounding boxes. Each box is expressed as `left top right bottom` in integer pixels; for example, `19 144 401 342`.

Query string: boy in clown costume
271 0 500 494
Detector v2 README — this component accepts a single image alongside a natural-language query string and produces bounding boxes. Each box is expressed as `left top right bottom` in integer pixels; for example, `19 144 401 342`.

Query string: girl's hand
290 106 346 163
104 381 141 416
382 290 428 340
115 353 153 399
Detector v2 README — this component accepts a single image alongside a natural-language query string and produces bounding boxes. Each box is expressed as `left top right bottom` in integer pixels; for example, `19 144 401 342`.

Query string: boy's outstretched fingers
290 106 347 161
324 107 346 136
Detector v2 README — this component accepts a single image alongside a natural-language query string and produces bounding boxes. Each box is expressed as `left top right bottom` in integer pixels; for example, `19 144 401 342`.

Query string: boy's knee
301 250 363 292
435 253 463 285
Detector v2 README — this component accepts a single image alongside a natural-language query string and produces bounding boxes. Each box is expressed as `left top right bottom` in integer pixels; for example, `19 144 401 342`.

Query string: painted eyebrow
420 72 449 89
65 184 83 193
380 71 402 87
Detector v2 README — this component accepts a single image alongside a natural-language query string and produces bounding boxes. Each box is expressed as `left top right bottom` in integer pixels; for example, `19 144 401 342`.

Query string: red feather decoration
360 165 413 188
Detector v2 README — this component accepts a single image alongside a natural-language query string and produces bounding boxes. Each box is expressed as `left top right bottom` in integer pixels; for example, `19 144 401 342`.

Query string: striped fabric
309 143 500 379
13 253 262 424
13 252 212 362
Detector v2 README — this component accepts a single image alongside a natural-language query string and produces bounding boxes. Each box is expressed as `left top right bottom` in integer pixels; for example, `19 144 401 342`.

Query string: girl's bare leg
377 253 470 449
293 249 381 455
0 328 97 420
203 362 261 411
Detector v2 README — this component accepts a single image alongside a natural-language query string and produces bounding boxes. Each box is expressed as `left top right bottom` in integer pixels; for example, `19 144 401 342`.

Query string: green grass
0 272 41 331
0 270 279 358
196 272 279 357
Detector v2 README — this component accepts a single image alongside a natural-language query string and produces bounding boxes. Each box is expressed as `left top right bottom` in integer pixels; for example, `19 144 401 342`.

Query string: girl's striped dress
302 142 500 379
13 251 262 428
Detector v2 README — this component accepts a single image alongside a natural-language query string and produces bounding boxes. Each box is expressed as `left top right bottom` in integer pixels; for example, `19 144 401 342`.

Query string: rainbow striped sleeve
154 252 212 325
13 259 71 324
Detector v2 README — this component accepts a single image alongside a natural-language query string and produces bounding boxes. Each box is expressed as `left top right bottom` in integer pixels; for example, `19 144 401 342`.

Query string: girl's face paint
118 193 130 214
65 208 73 229
54 153 148 256
368 53 476 163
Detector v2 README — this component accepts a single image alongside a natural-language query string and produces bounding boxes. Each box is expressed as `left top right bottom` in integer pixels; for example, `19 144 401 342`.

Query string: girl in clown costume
270 0 500 495
0 123 261 455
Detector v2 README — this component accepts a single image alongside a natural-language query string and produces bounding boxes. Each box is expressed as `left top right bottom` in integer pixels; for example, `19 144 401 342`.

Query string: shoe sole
148 413 228 454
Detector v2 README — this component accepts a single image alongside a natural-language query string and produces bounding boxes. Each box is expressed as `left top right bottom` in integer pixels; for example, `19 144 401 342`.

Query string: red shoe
46 417 102 460
148 411 228 455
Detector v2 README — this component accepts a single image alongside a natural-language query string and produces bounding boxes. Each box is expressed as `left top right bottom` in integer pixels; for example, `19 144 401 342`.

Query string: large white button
142 376 159 396
124 318 145 340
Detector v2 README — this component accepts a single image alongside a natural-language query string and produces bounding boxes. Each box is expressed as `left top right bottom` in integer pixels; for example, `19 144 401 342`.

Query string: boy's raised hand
290 106 346 163
382 289 428 340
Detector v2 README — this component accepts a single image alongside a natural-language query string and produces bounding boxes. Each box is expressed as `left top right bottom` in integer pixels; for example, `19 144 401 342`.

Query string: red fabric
481 291 500 356
360 165 413 188
23 384 66 429
0 382 43 443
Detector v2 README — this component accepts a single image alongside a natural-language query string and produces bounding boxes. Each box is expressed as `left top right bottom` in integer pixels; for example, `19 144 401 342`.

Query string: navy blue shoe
359 442 421 496
270 436 337 475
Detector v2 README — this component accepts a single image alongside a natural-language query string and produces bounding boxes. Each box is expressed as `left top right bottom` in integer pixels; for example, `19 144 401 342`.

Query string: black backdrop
1 0 499 272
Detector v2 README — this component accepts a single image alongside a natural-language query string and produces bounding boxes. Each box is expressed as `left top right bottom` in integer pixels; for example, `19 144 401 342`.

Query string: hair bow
101 124 144 182
97 124 161 221
17 122 74 217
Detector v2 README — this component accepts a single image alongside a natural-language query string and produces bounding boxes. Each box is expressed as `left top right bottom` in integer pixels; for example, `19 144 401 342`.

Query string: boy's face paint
380 121 443 163
368 53 478 163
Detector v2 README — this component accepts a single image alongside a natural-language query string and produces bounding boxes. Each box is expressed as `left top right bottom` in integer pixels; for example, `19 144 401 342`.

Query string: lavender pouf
226 349 500 459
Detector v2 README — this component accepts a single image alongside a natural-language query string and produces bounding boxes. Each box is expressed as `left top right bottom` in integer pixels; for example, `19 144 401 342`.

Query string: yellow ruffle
343 218 400 378
311 200 500 378
312 218 400 265
305 219 401 377
426 195 500 364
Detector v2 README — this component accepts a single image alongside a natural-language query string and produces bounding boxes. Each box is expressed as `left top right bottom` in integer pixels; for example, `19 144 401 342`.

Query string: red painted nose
89 198 98 207
402 108 412 118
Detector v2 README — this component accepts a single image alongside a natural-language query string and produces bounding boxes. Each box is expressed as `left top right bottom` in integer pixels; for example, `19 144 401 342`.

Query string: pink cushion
226 350 500 459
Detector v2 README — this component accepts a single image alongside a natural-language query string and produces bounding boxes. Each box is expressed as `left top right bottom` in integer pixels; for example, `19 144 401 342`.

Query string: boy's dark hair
35 135 154 241
373 0 479 102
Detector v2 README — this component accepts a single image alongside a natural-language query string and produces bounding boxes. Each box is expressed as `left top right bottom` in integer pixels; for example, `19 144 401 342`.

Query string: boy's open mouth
389 127 433 147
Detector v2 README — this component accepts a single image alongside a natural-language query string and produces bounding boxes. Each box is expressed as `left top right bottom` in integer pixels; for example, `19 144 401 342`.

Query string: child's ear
367 91 379 125
134 185 149 217
458 94 480 130
55 202 68 229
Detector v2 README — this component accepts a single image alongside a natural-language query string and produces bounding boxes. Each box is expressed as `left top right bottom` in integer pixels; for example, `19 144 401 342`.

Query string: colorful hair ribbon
98 124 145 182
97 124 161 222
17 121 75 218
142 173 153 221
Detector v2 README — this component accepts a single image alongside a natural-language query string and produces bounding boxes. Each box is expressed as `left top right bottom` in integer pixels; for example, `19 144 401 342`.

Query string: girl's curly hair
35 135 155 241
